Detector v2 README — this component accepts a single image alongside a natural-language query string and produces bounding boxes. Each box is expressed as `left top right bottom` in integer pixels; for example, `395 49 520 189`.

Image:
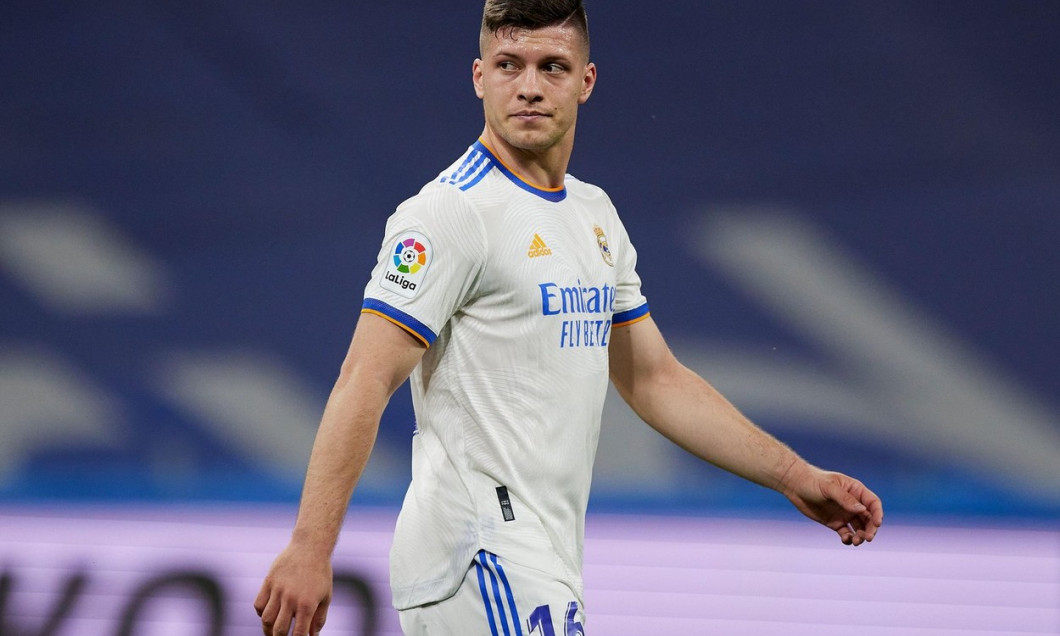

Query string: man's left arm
608 315 883 545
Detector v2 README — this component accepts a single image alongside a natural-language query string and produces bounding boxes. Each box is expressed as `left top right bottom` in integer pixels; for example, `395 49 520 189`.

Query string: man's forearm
288 371 388 556
630 360 803 492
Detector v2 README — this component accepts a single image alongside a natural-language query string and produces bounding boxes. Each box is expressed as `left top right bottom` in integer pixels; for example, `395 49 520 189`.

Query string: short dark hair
479 0 590 56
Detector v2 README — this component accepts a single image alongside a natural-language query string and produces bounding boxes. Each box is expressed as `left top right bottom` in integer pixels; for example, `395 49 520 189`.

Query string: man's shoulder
385 160 491 237
564 173 615 208
393 180 478 223
563 173 604 193
429 143 496 194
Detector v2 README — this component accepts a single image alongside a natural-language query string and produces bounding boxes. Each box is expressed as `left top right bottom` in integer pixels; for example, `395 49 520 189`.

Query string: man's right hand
254 543 333 636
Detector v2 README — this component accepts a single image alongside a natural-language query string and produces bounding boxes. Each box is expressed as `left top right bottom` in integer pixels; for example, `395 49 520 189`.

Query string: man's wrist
773 454 809 496
289 527 337 559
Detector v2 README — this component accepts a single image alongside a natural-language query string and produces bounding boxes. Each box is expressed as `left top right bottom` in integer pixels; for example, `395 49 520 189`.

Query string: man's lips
511 111 549 119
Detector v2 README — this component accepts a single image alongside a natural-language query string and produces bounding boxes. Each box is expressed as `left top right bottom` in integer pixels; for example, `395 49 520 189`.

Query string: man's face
473 24 596 155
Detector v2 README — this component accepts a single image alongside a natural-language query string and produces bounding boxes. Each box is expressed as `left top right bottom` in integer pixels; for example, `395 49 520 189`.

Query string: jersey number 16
527 601 584 636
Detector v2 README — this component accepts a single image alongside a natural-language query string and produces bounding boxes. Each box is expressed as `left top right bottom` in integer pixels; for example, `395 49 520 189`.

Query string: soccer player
255 1 883 634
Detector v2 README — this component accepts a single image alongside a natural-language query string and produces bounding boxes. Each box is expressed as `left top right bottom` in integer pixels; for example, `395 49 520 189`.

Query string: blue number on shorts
528 602 584 636
564 602 584 636
527 605 555 636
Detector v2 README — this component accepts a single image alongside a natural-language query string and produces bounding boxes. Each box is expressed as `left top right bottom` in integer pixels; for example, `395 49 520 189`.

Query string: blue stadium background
2 1 1058 522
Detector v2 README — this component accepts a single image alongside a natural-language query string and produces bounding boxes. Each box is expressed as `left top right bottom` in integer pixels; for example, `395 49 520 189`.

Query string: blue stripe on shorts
475 550 524 636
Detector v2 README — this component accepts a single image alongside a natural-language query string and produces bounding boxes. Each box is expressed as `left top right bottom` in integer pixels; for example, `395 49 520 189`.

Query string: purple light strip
0 508 1056 635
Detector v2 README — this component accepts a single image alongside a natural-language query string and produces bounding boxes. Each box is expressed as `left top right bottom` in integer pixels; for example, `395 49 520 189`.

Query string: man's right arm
254 312 426 636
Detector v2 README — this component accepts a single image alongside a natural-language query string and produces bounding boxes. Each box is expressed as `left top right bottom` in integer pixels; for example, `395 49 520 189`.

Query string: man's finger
817 476 861 512
253 580 271 617
855 510 880 543
311 598 330 635
864 488 885 526
259 593 280 636
273 600 294 636
291 601 318 636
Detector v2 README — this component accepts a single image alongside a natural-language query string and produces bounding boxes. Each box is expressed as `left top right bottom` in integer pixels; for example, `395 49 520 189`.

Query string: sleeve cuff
361 298 437 347
612 302 650 328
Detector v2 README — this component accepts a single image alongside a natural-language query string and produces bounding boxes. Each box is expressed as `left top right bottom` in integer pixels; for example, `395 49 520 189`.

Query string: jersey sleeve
609 208 650 328
362 187 485 346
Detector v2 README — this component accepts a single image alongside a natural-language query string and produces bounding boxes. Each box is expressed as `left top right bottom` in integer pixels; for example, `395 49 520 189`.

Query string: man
255 1 883 634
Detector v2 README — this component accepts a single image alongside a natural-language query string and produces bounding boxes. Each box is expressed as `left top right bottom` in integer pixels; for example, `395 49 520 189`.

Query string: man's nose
517 70 544 102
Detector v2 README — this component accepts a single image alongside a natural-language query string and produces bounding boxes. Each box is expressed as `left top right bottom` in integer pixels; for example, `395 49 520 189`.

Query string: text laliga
386 272 417 290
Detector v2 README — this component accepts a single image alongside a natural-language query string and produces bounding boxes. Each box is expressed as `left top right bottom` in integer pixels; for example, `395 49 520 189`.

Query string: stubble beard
501 115 573 156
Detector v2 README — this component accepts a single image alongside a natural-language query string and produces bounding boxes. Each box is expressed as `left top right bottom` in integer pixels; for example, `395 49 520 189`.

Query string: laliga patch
381 231 433 298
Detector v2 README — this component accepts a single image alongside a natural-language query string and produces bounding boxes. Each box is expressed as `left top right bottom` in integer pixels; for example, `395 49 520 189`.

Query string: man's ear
473 58 485 99
579 62 597 104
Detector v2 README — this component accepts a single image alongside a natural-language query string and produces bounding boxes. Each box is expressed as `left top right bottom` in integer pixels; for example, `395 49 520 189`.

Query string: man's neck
479 127 573 190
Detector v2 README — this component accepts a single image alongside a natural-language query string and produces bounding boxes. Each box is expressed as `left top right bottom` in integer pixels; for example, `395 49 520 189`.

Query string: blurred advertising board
1 508 1056 635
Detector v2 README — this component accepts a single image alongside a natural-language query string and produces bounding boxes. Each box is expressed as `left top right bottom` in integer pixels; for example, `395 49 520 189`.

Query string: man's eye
499 61 518 71
544 63 566 73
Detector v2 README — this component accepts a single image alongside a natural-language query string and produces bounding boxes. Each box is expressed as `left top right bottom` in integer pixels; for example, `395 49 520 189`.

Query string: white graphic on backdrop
0 201 172 314
2 200 1057 502
695 208 1060 498
0 346 125 480
596 208 1060 501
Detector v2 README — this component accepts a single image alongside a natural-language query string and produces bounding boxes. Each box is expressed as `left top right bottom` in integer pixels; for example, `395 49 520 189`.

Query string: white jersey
362 140 650 610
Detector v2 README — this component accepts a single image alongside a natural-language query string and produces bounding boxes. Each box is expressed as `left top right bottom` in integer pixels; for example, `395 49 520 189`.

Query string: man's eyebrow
491 50 575 64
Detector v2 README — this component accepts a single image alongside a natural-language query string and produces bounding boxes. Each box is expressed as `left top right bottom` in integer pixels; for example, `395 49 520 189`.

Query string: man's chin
503 131 561 153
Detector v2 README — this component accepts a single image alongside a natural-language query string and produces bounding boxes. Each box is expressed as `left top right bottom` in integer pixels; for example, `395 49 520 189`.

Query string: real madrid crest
593 224 614 267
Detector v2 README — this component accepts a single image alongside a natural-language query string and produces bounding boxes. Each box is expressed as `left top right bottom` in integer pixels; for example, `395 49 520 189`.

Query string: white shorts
398 550 586 636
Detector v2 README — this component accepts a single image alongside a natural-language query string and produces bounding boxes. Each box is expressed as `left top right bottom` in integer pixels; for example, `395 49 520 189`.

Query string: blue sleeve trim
361 298 437 347
612 302 650 327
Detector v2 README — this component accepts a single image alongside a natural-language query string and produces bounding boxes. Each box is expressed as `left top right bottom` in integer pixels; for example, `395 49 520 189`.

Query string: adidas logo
527 233 553 258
